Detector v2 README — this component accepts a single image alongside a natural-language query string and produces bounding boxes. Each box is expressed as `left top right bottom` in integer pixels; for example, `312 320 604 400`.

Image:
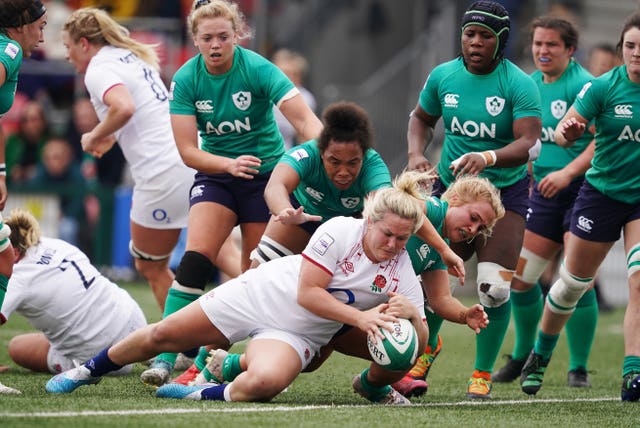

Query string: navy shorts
570 180 640 242
189 172 272 224
525 179 583 244
432 175 530 218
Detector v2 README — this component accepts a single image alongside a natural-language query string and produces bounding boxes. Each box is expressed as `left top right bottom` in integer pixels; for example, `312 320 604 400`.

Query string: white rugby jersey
0 238 143 355
84 46 193 188
204 216 425 346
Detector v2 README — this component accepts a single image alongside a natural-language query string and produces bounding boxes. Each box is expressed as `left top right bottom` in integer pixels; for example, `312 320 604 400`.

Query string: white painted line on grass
0 396 620 418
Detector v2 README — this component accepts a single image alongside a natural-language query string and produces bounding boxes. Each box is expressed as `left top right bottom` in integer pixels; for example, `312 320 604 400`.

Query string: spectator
271 49 317 149
27 137 86 246
5 100 50 184
586 43 622 77
66 96 125 186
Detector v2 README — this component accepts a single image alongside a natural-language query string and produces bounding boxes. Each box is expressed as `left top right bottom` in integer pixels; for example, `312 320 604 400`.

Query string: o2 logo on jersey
232 91 252 111
486 96 505 117
153 209 169 223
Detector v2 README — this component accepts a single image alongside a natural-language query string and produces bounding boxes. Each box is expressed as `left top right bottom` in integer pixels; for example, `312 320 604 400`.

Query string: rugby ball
367 318 419 371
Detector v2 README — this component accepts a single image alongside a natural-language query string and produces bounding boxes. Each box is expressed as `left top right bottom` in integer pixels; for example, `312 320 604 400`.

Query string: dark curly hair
317 101 374 154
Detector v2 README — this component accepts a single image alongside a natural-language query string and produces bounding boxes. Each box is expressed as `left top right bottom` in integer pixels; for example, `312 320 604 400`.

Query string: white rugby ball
367 318 419 371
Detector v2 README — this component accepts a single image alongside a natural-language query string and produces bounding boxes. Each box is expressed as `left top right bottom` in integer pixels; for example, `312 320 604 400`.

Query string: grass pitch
0 281 636 427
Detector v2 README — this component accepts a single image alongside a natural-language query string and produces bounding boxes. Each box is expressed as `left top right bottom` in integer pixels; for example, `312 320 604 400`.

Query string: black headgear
0 0 47 29
461 1 510 60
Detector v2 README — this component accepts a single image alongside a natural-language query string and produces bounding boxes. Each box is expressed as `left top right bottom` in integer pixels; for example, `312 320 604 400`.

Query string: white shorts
46 304 147 374
130 165 193 229
199 280 319 369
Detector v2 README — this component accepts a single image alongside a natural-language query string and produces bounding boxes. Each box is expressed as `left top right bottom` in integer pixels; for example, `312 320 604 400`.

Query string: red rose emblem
373 275 387 288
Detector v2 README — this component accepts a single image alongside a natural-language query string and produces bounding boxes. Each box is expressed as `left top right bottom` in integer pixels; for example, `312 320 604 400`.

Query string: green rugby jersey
169 46 295 174
0 34 22 116
281 140 391 221
531 59 594 182
574 65 640 204
419 57 541 188
405 197 448 274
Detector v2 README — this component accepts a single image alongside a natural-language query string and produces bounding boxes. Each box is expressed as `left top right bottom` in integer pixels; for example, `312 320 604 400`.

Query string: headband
461 1 510 60
1 0 46 28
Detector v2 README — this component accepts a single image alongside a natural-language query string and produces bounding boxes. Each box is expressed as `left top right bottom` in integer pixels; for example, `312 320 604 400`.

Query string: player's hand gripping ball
367 318 419 371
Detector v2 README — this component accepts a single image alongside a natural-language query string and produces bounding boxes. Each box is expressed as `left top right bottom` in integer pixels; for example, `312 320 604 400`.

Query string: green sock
566 289 597 371
426 310 444 350
475 300 511 373
623 356 640 377
359 368 391 400
155 285 202 366
0 274 7 310
533 331 560 361
511 285 543 360
194 347 209 371
221 353 242 382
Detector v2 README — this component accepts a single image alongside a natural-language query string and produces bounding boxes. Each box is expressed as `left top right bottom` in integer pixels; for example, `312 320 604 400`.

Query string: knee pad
129 241 171 261
477 262 513 307
513 248 550 285
0 223 11 252
547 262 592 315
250 236 293 265
627 243 640 278
175 251 214 291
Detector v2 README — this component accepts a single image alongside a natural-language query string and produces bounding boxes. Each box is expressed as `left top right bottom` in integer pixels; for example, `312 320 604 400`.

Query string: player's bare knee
250 236 293 265
147 322 178 350
241 371 288 400
477 262 513 307
547 262 592 315
7 336 23 361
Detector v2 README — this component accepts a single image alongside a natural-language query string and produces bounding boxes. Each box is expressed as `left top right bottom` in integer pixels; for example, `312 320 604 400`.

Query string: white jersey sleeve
302 216 364 275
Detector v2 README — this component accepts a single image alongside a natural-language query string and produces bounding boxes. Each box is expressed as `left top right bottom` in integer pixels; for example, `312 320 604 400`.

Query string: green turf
0 282 636 427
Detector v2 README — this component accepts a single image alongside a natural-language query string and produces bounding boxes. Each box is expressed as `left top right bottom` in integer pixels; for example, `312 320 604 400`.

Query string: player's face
62 31 90 73
531 27 574 82
321 141 364 190
461 24 498 74
444 200 495 243
622 27 640 83
193 16 238 75
20 13 47 57
364 213 414 263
